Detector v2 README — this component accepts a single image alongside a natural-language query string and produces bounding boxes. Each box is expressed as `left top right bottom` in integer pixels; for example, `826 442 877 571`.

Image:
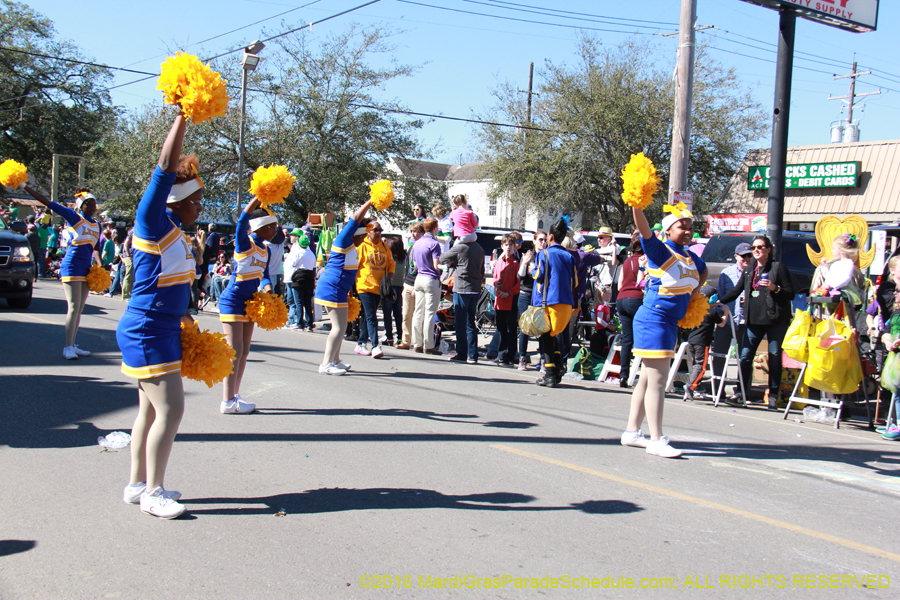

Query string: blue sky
20 0 900 164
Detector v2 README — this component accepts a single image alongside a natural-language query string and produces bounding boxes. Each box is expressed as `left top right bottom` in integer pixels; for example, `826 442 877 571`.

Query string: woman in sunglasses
718 235 794 409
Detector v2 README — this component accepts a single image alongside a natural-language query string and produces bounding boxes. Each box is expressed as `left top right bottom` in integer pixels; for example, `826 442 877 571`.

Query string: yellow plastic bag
803 318 863 394
782 309 813 363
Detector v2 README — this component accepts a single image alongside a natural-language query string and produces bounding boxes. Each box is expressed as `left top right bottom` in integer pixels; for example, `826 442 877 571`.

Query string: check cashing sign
747 162 861 190
739 1 878 33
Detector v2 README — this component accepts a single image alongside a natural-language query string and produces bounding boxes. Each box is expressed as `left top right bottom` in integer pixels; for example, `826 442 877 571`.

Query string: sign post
738 0 878 260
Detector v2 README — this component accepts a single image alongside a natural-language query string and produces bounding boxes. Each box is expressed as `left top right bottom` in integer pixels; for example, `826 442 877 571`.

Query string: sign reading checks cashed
739 0 879 33
747 162 861 190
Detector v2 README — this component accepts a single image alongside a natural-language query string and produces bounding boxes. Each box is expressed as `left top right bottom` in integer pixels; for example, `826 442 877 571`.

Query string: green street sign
748 161 861 190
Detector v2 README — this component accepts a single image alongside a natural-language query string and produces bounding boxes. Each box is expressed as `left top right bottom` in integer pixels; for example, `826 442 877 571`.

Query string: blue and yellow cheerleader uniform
218 211 272 322
530 244 577 336
116 168 196 379
632 235 706 360
47 202 101 282
314 218 360 309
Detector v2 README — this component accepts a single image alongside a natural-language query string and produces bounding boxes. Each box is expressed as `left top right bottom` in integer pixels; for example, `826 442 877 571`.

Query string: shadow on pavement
258 407 538 429
0 540 36 557
0 321 120 368
185 487 643 516
0 374 136 448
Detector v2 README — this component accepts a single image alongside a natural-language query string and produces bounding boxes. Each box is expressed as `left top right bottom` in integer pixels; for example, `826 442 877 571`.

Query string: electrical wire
457 0 674 31
480 0 678 26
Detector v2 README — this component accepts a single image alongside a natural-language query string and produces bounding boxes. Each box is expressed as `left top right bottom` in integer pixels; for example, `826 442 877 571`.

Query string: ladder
709 317 748 407
598 334 642 386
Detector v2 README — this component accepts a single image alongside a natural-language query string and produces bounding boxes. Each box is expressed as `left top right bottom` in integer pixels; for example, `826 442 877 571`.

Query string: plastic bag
882 352 900 392
803 317 863 394
782 309 813 363
98 431 131 449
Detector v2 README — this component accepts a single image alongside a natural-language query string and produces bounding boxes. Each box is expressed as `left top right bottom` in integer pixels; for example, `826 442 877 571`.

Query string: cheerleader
315 200 373 375
116 109 202 518
22 185 103 359
218 198 278 414
621 203 708 458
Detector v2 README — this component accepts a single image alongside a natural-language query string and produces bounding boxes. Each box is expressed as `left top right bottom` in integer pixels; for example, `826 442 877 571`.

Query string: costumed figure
217 199 279 414
314 200 374 375
20 184 103 359
622 202 707 458
116 109 203 519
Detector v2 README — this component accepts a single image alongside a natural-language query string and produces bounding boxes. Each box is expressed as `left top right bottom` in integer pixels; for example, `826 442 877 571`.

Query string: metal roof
717 139 900 222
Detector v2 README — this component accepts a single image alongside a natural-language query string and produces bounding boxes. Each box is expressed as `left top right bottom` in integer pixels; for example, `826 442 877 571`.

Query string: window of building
489 198 497 217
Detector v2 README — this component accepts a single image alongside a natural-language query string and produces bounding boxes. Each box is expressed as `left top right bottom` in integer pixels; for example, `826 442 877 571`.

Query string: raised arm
633 206 652 239
351 200 372 224
159 111 187 173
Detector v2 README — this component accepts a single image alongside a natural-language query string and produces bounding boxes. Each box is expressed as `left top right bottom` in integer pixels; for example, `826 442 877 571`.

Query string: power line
457 0 673 31
480 0 678 26
396 0 660 35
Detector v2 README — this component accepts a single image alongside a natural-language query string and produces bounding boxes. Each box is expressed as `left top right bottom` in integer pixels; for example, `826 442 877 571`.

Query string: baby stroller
475 285 496 336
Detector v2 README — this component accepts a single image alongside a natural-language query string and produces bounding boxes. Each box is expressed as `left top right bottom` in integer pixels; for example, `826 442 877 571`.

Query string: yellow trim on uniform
61 276 87 282
158 272 196 287
659 285 694 295
234 246 257 260
219 313 250 323
343 264 359 270
315 298 348 308
133 227 182 255
546 303 573 337
657 253 678 272
330 245 350 255
235 273 261 281
121 360 182 379
71 239 96 246
634 349 675 359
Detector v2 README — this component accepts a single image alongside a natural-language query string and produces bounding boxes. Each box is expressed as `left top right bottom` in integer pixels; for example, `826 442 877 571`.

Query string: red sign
705 214 768 236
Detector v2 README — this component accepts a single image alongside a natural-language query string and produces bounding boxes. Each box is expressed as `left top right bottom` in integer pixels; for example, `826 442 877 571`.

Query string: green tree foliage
475 36 767 232
88 25 443 226
0 0 116 193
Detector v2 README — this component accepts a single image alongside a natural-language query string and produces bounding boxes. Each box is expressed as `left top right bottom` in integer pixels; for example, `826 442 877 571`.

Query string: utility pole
767 9 796 262
828 57 881 138
518 62 537 142
668 0 697 206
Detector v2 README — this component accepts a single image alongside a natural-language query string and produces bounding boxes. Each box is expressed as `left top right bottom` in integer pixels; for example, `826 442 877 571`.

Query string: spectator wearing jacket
354 222 395 359
441 232 486 363
487 233 520 366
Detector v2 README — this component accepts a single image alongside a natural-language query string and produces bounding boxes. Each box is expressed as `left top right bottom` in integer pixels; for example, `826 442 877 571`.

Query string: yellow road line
18 313 62 326
492 444 900 564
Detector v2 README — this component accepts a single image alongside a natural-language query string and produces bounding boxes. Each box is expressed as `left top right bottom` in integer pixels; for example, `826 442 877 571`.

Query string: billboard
706 214 768 236
739 0 878 33
747 161 861 190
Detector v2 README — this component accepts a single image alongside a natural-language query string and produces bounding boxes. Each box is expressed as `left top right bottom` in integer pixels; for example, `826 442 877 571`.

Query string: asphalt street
1 280 898 600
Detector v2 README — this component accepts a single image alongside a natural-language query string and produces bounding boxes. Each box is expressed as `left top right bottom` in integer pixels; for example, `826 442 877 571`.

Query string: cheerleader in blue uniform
314 200 373 375
621 203 708 458
218 198 278 414
115 109 203 519
22 185 103 360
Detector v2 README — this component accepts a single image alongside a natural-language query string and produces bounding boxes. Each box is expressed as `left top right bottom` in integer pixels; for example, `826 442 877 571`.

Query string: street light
237 40 265 212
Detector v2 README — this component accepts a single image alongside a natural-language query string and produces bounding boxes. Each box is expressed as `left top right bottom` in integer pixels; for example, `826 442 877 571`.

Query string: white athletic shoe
124 483 181 504
72 345 91 357
620 429 649 448
318 362 347 376
220 396 256 414
355 344 370 356
646 436 682 458
371 345 384 359
335 361 352 371
140 486 186 519
62 346 78 360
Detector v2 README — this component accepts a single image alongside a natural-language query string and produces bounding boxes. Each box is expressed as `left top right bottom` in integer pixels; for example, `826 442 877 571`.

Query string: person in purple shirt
411 217 444 353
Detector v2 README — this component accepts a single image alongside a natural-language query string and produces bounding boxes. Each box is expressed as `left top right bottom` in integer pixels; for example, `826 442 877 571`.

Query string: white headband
355 226 369 236
166 179 203 204
74 193 96 209
662 213 692 232
250 215 277 230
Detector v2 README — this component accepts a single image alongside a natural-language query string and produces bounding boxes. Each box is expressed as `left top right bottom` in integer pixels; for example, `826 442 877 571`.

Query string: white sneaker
620 429 649 448
335 361 352 371
355 344 370 356
220 396 256 414
318 362 347 376
371 345 384 359
62 346 78 360
646 436 682 458
140 486 186 519
72 345 91 357
124 482 182 504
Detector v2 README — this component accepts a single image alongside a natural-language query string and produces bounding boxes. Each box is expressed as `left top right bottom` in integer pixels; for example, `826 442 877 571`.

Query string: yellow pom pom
157 53 230 124
180 321 235 388
369 179 394 211
86 264 112 293
249 165 296 208
620 152 660 211
0 159 28 188
244 291 289 330
678 293 709 329
347 295 361 321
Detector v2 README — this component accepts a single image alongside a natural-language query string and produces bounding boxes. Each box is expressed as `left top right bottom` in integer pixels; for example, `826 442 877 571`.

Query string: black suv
702 232 820 294
0 215 35 308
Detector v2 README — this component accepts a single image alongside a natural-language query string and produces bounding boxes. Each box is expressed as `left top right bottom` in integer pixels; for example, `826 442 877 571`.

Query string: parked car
0 216 36 308
702 231 820 294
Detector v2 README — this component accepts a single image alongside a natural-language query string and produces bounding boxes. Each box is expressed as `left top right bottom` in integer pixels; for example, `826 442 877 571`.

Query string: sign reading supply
739 0 879 33
747 162 861 190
